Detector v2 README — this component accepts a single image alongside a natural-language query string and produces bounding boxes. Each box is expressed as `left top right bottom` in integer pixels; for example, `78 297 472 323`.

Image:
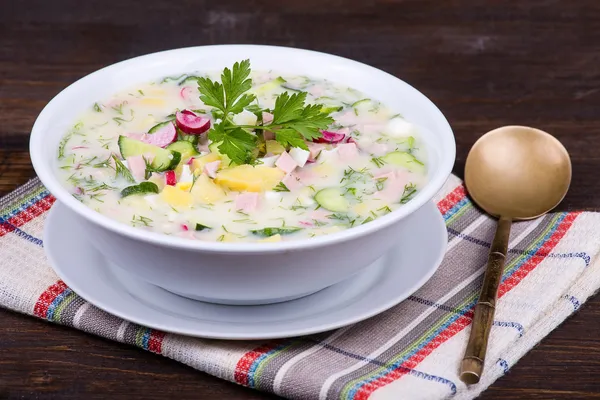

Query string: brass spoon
459 126 572 384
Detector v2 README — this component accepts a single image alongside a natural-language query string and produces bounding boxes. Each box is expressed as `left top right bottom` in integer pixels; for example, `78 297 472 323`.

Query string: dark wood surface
1 0 599 398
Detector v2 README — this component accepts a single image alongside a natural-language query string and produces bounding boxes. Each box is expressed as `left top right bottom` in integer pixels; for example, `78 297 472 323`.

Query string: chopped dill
370 157 386 168
375 177 388 191
93 103 102 112
273 182 290 192
400 183 417 204
111 102 126 115
377 205 392 214
112 155 135 182
131 215 153 227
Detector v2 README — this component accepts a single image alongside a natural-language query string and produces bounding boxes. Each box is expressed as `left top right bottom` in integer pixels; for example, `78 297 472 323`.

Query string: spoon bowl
459 126 571 385
465 126 572 219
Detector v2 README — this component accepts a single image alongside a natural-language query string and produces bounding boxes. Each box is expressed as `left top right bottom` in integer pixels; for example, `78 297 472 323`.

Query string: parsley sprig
196 60 334 164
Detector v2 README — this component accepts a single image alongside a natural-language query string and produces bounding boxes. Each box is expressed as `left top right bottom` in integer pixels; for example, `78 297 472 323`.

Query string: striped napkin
1 175 599 400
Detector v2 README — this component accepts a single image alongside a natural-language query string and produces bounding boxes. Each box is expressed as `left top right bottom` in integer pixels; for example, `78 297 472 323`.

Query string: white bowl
31 45 455 305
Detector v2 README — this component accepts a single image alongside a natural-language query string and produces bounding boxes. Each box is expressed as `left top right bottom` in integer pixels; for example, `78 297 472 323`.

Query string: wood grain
1 0 599 398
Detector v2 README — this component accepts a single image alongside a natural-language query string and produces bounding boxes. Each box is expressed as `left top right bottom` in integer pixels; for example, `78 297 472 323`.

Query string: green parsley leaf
267 95 333 143
208 123 257 165
197 78 226 113
275 128 309 150
197 60 256 116
271 91 306 124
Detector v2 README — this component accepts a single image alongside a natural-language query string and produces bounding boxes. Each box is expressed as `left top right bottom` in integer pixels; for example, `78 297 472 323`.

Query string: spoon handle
460 216 512 385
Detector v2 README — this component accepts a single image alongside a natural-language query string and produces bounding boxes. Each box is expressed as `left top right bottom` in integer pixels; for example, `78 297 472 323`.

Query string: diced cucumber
208 141 233 166
195 223 211 231
120 182 159 197
352 98 372 115
118 136 181 172
148 121 172 133
178 75 201 86
381 151 425 173
321 105 343 114
250 227 302 237
166 140 199 162
252 76 287 95
314 187 349 212
178 131 199 146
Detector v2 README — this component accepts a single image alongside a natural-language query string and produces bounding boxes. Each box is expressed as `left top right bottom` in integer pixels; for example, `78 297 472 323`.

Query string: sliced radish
179 86 195 101
165 170 177 186
182 224 189 231
346 137 357 144
176 110 211 135
314 130 346 144
141 122 177 148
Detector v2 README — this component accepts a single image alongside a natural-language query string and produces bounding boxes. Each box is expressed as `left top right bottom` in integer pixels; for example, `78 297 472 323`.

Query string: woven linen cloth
1 174 599 400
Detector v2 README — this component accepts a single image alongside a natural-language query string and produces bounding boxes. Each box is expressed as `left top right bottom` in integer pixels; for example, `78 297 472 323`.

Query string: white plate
44 201 447 340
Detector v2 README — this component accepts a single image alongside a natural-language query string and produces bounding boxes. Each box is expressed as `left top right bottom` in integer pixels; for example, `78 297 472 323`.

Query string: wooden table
1 0 599 398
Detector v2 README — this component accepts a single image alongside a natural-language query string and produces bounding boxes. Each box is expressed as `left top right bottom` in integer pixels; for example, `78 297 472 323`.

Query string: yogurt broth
56 61 427 243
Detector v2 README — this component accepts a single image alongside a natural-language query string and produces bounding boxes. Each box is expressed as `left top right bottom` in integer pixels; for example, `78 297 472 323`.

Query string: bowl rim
30 44 455 254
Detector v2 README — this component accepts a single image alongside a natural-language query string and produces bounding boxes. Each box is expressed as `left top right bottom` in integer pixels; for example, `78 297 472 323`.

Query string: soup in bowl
31 46 455 304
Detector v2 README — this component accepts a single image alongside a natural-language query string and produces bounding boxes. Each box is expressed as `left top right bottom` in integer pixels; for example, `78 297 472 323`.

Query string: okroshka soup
56 60 428 243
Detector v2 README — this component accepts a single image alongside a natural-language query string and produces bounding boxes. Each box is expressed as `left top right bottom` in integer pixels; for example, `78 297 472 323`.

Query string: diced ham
124 132 144 140
282 173 303 192
235 192 260 213
126 155 147 182
203 160 221 178
262 111 274 125
373 170 396 180
373 171 411 202
306 142 326 161
294 168 317 184
359 123 386 135
310 209 331 221
275 151 298 173
263 130 276 141
308 84 324 98
336 142 359 161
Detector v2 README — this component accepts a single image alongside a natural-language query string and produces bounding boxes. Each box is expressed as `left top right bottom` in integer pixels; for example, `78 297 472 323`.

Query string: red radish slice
179 86 195 101
141 122 177 148
176 110 211 135
165 170 177 186
182 224 189 231
346 137 357 144
314 130 346 144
